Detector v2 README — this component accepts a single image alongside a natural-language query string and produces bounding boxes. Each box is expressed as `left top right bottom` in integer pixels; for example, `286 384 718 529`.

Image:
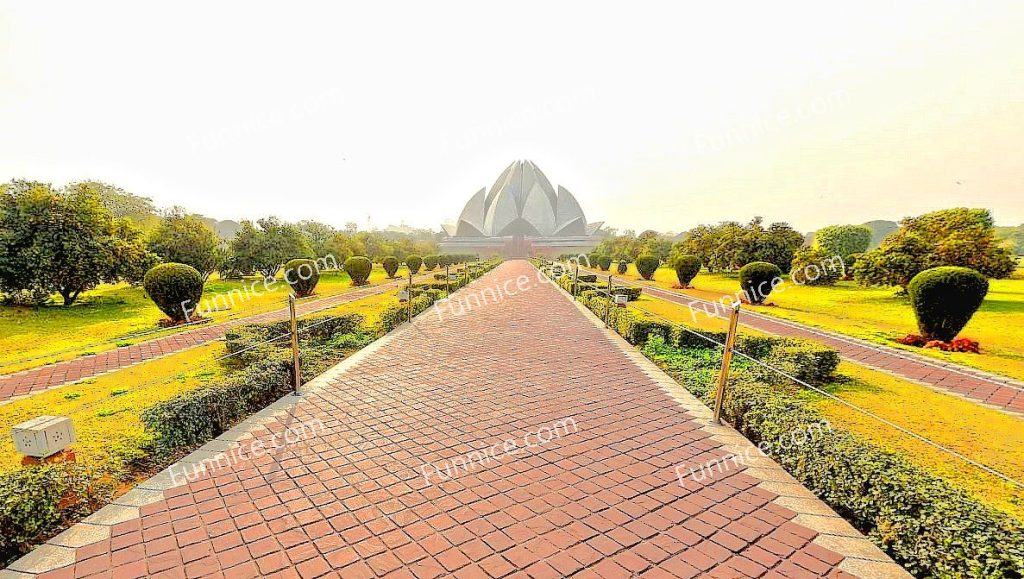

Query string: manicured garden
542 264 1024 577
605 262 1024 380
0 258 499 564
0 265 406 375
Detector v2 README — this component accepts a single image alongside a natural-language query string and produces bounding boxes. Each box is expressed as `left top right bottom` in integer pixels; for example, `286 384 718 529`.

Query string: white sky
1 1 1022 233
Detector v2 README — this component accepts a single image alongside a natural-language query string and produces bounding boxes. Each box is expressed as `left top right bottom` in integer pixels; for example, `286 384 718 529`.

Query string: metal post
288 294 302 394
407 271 413 323
605 275 613 327
573 262 580 300
445 264 450 295
713 302 742 423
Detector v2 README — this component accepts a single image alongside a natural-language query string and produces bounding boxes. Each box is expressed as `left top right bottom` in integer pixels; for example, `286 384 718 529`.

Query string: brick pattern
0 279 408 403
20 262 874 578
624 280 1024 415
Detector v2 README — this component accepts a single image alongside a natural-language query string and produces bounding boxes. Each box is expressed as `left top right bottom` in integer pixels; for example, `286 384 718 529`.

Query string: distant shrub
672 254 701 287
423 255 439 270
843 252 863 279
437 254 452 268
382 256 399 278
587 252 600 268
790 248 842 286
284 258 320 297
908 266 988 342
406 254 422 274
143 263 204 322
597 255 613 271
635 254 659 280
344 256 372 285
617 260 628 274
739 261 782 304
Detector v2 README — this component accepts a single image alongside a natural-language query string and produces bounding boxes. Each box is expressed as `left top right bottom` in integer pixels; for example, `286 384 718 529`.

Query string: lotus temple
440 160 603 257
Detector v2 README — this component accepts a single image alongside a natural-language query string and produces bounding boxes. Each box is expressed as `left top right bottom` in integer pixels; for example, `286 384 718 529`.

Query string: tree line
0 180 438 305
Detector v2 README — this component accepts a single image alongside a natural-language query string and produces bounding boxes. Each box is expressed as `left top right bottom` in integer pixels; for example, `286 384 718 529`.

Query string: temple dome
446 160 601 238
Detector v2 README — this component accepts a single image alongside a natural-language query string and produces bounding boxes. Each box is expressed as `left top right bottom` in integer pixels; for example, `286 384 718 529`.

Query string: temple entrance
505 235 530 257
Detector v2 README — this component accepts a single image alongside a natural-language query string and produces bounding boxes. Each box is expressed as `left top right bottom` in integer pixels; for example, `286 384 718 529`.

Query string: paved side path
0 278 412 403
612 277 1024 415
6 261 905 578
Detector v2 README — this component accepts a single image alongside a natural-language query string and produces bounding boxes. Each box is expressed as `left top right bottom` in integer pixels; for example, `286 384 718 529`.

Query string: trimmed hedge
143 263 204 321
617 260 628 274
673 254 701 287
344 256 372 285
423 255 439 270
908 266 988 342
406 254 422 274
598 255 613 271
739 261 782 304
382 256 399 278
635 254 659 280
284 258 320 297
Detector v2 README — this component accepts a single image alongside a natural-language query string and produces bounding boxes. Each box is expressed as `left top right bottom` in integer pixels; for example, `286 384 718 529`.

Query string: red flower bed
896 334 979 353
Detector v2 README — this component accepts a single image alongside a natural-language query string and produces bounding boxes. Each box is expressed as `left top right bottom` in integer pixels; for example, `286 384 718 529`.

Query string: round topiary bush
739 261 783 304
673 254 701 287
587 252 600 268
908 266 989 342
598 255 613 271
344 256 372 285
406 254 422 275
143 263 204 322
284 258 320 297
635 254 659 280
789 249 841 286
617 260 628 275
423 255 438 271
382 256 399 278
437 254 452 268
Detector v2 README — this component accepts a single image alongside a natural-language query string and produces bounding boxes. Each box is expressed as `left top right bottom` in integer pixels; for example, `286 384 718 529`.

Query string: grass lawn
0 289 399 475
603 263 1024 381
0 265 410 375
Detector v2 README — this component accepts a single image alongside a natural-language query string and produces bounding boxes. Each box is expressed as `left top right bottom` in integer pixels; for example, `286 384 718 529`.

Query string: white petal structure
449 160 600 238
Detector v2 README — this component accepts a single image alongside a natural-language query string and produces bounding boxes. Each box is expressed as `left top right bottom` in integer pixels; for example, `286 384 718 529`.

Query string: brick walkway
611 278 1024 415
0 278 412 403
6 261 904 578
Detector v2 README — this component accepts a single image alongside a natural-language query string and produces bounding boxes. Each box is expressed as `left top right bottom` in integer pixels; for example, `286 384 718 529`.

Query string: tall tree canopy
674 217 804 272
229 217 313 279
147 208 222 280
854 208 1016 289
0 180 156 305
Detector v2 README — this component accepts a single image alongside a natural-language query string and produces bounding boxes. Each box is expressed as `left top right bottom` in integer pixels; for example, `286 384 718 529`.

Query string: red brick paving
23 261 865 577
0 279 410 402
621 280 1024 415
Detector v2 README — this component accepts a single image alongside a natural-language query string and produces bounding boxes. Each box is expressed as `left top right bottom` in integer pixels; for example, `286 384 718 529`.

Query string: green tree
298 220 337 257
0 181 155 305
854 208 1015 289
229 217 312 279
813 225 872 259
147 209 221 280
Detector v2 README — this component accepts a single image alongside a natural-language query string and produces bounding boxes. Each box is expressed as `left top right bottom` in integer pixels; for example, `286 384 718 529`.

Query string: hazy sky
1 1 1022 234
